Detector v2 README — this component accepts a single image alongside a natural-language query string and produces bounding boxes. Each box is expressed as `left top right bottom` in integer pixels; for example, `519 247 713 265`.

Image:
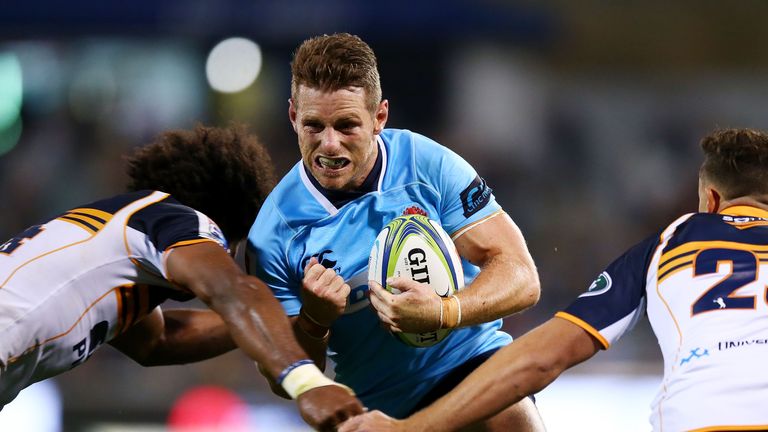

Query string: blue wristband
276 359 315 386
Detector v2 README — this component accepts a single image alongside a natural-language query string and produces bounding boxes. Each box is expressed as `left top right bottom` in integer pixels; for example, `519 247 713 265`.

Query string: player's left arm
451 211 540 325
109 307 236 365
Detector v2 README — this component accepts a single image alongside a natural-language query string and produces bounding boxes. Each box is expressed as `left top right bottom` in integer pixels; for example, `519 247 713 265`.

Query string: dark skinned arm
109 307 234 366
114 241 363 431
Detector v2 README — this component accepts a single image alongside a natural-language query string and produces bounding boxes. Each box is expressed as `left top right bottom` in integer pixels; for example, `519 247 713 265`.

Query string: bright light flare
206 37 263 93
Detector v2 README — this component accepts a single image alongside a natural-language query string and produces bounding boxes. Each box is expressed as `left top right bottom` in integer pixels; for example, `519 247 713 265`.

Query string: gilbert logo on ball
368 214 464 347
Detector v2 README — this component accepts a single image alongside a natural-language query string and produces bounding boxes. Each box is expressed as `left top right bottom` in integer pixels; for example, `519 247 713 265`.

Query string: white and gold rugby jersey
557 205 768 432
0 190 227 408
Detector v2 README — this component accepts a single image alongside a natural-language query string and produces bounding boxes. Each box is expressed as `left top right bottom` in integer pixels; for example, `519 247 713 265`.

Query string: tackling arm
339 317 602 432
406 317 601 431
163 241 309 379
143 241 362 429
259 312 330 400
109 307 235 365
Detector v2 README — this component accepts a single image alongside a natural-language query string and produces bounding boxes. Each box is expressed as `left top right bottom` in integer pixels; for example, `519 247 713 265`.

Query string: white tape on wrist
280 363 354 399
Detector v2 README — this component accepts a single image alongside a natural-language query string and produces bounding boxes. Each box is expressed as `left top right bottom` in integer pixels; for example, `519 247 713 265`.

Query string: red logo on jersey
403 206 427 217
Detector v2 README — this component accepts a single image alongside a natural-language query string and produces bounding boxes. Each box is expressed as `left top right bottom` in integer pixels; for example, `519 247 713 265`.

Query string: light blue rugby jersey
246 128 511 416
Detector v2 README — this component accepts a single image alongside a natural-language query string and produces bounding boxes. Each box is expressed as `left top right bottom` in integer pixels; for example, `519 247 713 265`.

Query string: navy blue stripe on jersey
658 249 697 269
662 213 768 256
562 233 660 344
59 215 99 232
658 260 694 281
69 211 106 225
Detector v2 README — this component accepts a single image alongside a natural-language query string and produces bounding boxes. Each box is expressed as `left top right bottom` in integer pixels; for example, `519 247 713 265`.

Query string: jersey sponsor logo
718 338 768 351
71 321 109 367
301 249 340 272
722 214 768 229
722 215 767 223
460 176 492 218
679 347 709 366
579 271 613 297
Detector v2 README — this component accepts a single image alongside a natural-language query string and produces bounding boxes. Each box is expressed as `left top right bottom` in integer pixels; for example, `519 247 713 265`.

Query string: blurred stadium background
3 1 768 430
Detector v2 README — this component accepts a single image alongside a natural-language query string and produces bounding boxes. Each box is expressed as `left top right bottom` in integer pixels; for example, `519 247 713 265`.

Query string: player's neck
718 196 768 213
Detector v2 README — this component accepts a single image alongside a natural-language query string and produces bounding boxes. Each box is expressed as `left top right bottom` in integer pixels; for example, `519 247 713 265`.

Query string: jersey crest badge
403 206 427 217
580 271 613 297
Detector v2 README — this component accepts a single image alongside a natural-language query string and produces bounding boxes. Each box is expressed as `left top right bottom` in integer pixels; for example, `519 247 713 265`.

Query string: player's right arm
340 317 601 432
159 241 363 430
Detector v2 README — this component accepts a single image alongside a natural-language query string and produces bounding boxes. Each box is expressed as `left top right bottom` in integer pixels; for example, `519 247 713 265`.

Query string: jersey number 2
692 248 761 315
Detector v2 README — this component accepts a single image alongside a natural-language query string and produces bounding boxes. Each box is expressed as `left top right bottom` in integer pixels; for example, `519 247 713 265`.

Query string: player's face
290 85 388 191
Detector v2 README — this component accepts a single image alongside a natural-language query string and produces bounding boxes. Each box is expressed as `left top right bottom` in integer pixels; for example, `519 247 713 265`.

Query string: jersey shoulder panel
126 194 228 252
381 129 500 234
379 128 446 187
560 232 662 348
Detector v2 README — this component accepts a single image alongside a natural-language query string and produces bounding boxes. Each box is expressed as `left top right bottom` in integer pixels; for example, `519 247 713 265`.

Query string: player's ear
288 98 298 132
373 99 389 135
706 187 721 213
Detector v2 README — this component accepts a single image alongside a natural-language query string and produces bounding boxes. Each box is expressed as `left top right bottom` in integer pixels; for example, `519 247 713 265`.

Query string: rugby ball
368 214 464 347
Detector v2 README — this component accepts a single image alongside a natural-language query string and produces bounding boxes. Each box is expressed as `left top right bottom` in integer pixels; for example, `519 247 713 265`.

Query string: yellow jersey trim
720 205 768 220
554 312 609 349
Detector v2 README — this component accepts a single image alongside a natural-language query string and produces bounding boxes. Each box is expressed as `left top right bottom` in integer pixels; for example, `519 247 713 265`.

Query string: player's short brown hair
700 128 768 200
291 33 382 112
125 124 276 242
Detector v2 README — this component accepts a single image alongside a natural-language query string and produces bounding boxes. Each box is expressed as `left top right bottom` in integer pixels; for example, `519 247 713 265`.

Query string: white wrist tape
281 363 354 399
